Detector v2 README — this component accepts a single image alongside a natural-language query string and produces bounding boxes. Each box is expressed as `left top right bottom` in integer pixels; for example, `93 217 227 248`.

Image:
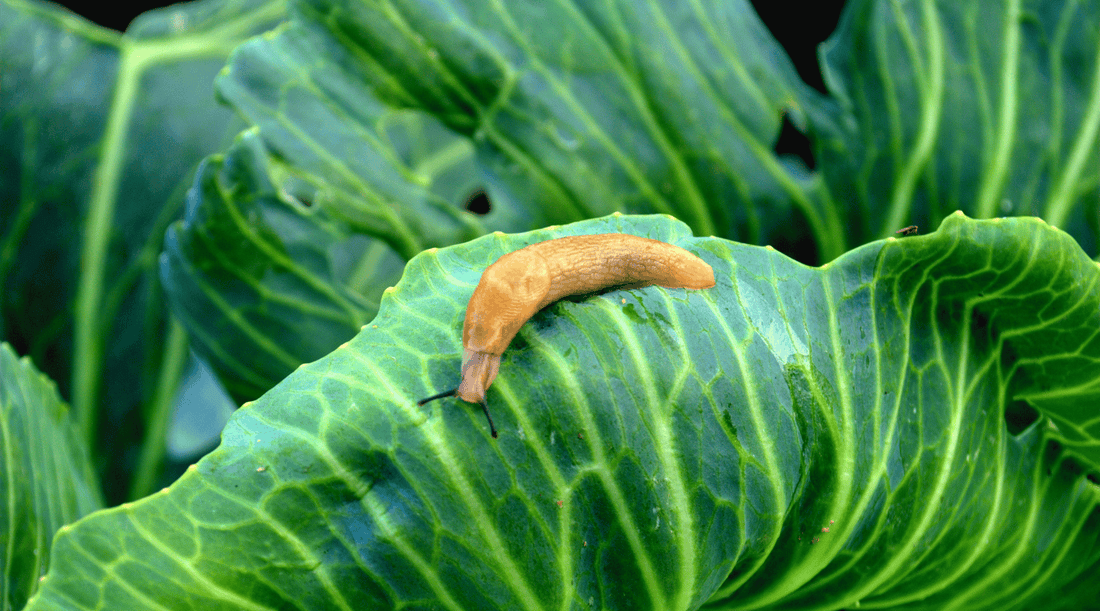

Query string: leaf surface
26 213 1100 611
161 133 390 401
807 0 1100 248
0 343 101 610
0 0 285 500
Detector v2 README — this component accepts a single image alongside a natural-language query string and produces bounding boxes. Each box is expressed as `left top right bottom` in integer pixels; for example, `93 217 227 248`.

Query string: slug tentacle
417 232 714 439
418 383 498 439
417 388 458 406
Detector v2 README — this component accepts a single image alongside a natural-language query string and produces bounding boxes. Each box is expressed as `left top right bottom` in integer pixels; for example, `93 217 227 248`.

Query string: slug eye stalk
417 390 499 438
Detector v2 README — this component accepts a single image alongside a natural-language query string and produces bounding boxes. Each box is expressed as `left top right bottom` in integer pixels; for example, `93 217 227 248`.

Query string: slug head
456 349 501 403
416 349 501 438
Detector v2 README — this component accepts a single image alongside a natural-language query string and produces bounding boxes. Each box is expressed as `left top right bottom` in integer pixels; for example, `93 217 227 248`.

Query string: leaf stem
128 319 189 501
72 42 140 446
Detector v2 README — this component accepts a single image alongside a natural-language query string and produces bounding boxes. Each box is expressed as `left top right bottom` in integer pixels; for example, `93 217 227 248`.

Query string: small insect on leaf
895 225 919 236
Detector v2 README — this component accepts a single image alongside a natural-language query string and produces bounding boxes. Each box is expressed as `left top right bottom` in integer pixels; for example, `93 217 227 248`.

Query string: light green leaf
0 342 102 610
0 0 285 501
25 213 1100 610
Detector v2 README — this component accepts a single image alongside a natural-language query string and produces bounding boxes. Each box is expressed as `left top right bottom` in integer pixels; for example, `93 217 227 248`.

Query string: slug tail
662 252 715 290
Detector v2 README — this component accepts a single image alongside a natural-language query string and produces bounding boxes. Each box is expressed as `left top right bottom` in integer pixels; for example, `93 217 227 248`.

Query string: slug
418 233 716 438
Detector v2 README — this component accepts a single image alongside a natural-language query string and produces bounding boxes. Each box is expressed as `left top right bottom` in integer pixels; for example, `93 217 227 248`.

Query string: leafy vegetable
808 0 1100 247
0 343 102 610
4 0 1099 609
22 213 1100 611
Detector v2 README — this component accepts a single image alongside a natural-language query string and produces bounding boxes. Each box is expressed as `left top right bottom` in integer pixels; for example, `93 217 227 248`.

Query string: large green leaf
25 213 1100 610
807 0 1100 249
0 0 285 501
213 20 489 255
160 13 502 402
231 0 829 250
162 0 1100 414
0 342 102 611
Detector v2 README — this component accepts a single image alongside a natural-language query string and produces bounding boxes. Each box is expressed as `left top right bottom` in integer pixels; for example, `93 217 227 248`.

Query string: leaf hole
464 188 491 215
750 0 839 94
773 112 815 171
280 177 318 209
766 202 819 266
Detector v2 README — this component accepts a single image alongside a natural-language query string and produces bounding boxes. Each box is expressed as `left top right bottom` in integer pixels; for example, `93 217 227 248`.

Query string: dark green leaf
162 132 391 401
215 20 488 256
0 0 285 501
216 0 832 254
0 342 102 610
808 0 1100 249
163 16 499 400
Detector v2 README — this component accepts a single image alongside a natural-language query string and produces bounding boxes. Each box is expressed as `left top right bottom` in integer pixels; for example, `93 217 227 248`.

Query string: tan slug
418 233 715 438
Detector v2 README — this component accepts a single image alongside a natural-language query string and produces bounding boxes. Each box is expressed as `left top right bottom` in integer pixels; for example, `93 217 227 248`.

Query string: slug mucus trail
418 233 715 438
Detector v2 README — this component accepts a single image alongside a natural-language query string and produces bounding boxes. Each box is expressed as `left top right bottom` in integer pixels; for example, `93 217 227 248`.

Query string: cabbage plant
2 0 1098 610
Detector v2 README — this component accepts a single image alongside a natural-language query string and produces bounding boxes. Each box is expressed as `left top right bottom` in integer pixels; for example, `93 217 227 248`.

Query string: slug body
419 233 715 438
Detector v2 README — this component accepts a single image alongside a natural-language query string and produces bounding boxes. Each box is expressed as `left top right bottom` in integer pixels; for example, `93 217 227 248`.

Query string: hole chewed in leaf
773 111 815 171
464 188 490 215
